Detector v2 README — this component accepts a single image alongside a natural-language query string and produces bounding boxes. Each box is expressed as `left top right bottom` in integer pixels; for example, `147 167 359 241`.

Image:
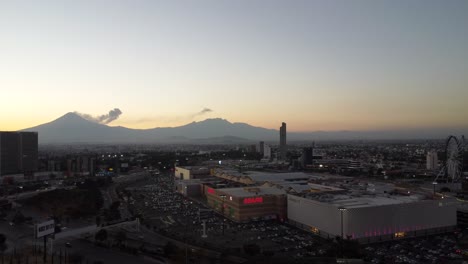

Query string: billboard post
35 220 55 263
43 236 46 263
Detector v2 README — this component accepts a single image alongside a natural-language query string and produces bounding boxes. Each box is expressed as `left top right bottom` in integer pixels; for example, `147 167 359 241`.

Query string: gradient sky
1 0 467 132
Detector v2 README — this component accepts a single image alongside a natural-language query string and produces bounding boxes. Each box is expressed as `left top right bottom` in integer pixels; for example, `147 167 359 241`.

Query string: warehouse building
287 192 457 243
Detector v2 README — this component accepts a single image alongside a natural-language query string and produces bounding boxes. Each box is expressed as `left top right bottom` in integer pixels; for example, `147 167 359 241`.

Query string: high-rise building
426 150 439 170
0 132 38 176
248 144 257 153
279 122 287 160
263 144 272 159
66 155 97 177
301 147 313 168
257 141 265 155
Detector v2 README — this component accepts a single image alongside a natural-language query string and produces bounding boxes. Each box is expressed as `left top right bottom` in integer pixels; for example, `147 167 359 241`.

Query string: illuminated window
310 227 319 234
395 232 405 238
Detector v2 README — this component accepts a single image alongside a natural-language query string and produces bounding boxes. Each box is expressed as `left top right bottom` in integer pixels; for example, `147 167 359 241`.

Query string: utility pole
185 201 192 264
338 207 346 259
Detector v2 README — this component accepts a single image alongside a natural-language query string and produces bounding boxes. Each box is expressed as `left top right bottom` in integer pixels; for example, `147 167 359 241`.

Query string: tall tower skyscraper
279 122 287 160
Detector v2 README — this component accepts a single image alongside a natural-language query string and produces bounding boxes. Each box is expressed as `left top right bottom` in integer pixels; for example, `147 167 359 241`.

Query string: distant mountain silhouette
21 112 467 144
22 113 276 144
22 112 145 144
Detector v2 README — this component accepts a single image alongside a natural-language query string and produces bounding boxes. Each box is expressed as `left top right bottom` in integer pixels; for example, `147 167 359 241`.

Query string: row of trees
0 234 6 253
94 230 127 247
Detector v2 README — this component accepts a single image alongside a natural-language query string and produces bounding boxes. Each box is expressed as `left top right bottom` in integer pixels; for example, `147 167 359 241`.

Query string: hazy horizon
19 111 468 135
1 1 467 132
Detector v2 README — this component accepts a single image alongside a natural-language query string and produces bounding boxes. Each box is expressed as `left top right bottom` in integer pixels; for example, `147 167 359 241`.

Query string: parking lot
363 232 467 263
122 173 335 261
118 172 468 263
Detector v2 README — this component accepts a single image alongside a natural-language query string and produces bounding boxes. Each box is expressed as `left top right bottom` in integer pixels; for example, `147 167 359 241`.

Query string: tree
95 229 108 243
243 243 261 256
115 231 127 247
12 211 25 224
0 233 6 253
2 177 13 185
105 201 121 221
110 201 120 211
69 254 83 263
163 242 177 257
342 238 362 258
440 187 451 193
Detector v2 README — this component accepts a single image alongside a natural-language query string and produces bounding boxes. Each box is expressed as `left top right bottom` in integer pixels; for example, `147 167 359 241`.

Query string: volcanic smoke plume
191 107 213 118
75 108 122 124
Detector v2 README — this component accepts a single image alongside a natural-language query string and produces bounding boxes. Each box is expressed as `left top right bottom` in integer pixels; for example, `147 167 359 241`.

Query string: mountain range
21 112 467 144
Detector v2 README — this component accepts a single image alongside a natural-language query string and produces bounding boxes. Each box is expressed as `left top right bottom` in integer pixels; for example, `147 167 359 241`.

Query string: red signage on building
207 188 215 194
243 197 263 204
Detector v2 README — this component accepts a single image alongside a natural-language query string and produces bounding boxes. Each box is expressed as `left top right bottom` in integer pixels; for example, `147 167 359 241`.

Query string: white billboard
35 220 55 238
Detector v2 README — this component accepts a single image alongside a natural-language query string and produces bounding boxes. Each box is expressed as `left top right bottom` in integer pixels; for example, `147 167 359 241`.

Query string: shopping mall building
203 185 287 222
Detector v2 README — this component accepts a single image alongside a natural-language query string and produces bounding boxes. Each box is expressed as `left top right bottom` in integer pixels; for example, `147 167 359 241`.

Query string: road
4 187 57 201
53 237 166 264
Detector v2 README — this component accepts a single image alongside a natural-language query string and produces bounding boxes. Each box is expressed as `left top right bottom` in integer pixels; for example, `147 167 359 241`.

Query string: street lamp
338 207 346 239
338 207 347 258
219 194 226 235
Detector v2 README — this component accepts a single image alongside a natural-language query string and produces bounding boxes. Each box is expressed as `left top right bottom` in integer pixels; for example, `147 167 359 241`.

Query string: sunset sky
1 1 467 132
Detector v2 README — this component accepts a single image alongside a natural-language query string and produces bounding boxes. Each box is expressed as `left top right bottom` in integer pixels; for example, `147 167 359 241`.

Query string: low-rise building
204 186 287 222
287 192 457 243
174 166 210 180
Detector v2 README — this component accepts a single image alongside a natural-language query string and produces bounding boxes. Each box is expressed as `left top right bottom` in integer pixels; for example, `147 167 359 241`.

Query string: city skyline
1 1 468 132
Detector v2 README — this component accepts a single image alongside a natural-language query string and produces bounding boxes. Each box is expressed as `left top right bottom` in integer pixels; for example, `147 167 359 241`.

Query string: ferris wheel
434 135 465 182
445 136 464 181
